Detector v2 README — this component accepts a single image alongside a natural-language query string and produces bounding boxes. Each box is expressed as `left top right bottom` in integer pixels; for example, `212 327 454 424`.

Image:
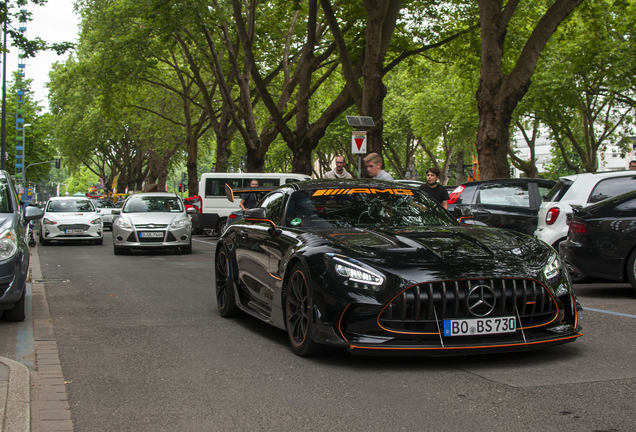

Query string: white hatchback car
534 170 636 248
39 197 104 245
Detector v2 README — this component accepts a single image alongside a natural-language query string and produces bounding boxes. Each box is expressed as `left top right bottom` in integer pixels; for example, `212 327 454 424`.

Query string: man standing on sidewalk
324 156 353 179
419 167 450 209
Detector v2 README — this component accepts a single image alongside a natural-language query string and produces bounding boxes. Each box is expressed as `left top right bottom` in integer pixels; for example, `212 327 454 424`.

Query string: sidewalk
1 245 73 431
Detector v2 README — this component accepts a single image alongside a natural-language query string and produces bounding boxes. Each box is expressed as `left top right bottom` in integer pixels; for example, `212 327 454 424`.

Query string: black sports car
215 179 581 356
561 189 636 289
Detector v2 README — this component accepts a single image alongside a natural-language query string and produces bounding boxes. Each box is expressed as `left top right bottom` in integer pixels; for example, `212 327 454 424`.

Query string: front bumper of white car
41 220 103 241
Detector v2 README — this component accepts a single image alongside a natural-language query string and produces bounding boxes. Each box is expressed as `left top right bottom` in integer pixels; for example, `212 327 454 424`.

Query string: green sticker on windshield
291 218 302 226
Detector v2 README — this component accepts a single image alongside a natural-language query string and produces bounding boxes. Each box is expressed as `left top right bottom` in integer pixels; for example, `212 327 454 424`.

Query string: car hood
97 208 115 215
121 213 184 225
310 225 551 266
0 215 12 232
44 212 98 223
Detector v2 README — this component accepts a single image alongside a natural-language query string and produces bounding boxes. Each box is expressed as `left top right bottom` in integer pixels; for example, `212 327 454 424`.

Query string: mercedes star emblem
467 285 497 317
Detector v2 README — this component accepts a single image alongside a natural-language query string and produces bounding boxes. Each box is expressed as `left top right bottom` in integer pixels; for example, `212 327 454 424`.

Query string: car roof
460 178 555 186
48 196 91 200
560 170 636 181
277 178 420 191
128 192 180 198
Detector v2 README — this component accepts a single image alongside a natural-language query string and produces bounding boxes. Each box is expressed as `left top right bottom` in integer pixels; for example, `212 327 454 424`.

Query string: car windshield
46 200 95 212
285 187 458 228
123 197 183 213
92 200 114 209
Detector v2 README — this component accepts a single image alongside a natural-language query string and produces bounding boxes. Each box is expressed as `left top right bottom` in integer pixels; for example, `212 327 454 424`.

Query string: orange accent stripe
348 334 582 351
526 302 536 305
338 304 351 342
269 273 282 281
244 218 277 229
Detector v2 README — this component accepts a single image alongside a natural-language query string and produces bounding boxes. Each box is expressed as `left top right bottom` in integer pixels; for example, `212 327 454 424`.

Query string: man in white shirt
363 152 393 180
324 155 353 179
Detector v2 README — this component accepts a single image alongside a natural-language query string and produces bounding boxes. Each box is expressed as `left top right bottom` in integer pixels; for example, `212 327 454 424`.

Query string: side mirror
112 209 121 215
454 205 473 218
186 207 197 214
244 207 267 219
24 206 44 221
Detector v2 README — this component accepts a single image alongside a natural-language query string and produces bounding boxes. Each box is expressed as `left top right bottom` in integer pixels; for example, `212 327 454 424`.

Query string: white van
193 172 311 235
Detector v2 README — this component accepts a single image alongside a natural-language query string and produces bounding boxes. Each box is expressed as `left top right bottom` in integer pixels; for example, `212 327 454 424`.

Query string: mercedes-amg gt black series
215 179 581 356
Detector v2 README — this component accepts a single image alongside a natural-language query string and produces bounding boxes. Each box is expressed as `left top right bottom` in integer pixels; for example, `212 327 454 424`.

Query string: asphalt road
35 234 636 431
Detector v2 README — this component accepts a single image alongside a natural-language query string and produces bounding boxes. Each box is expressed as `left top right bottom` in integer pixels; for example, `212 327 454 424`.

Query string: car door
233 192 287 318
472 182 538 235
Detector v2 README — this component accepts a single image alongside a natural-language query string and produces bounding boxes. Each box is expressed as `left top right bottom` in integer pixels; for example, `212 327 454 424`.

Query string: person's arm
441 200 448 210
240 199 247 212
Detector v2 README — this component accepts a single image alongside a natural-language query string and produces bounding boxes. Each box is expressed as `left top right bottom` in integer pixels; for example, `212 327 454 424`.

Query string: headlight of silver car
90 217 102 225
0 229 18 260
42 218 57 225
544 251 561 283
170 219 189 229
115 218 133 229
325 253 385 290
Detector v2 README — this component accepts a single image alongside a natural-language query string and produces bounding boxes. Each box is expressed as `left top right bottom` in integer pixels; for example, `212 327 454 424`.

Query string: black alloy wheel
215 245 239 317
286 263 321 356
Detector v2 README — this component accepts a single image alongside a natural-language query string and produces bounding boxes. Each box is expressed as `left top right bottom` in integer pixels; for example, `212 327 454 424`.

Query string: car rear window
588 176 636 203
544 180 573 202
477 183 530 208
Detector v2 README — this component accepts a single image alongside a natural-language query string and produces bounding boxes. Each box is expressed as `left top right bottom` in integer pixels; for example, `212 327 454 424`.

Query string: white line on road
584 307 636 319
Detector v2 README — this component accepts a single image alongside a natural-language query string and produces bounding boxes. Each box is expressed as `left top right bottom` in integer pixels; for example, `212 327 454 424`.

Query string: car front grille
378 279 557 333
57 224 90 231
134 224 168 229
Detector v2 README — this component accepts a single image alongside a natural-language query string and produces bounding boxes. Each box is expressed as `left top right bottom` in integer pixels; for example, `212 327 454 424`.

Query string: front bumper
41 223 103 241
113 225 191 248
0 252 28 309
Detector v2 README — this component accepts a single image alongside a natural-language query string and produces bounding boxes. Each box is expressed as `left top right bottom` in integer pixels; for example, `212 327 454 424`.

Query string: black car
447 178 556 236
561 189 636 289
215 179 581 356
0 171 44 321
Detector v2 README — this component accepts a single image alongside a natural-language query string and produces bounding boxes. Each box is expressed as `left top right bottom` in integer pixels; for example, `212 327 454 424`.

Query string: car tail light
545 207 560 225
447 185 465 204
568 220 588 234
229 214 238 220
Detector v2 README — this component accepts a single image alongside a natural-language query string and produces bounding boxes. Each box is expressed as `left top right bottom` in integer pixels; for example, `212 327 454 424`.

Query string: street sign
351 131 367 154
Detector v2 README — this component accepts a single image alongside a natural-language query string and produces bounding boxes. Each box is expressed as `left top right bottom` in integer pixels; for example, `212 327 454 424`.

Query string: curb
0 356 30 432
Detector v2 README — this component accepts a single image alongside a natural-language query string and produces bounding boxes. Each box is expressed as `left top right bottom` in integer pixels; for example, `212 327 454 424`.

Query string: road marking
584 307 636 319
193 238 217 244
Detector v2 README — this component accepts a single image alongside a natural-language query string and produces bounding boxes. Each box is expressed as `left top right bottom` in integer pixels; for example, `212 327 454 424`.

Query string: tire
203 229 215 237
626 249 636 291
215 244 240 317
2 288 26 322
95 237 104 245
182 240 192 254
216 218 227 237
39 231 50 246
285 263 322 357
113 245 126 255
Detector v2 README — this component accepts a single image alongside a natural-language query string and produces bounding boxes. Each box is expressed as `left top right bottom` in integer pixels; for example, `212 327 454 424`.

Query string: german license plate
139 232 163 238
65 229 83 234
443 317 516 336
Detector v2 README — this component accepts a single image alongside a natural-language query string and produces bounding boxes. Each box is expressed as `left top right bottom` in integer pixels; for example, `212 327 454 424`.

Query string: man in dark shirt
419 167 450 209
240 179 260 211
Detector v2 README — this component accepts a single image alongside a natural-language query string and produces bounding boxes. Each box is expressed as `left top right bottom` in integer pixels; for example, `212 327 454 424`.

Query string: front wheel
95 237 104 245
181 240 192 254
39 231 50 246
113 245 127 255
216 218 227 237
626 249 636 291
286 263 322 357
215 244 240 317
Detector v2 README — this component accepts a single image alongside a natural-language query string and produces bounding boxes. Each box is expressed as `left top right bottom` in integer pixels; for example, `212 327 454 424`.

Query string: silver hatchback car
112 193 193 255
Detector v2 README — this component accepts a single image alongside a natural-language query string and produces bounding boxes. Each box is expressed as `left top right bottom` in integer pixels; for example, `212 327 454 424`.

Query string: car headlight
170 219 189 229
0 229 18 260
90 217 102 225
115 218 133 229
42 218 57 225
325 253 385 290
544 252 561 283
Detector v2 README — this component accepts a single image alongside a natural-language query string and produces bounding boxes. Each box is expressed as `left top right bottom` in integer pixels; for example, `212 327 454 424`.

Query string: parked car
39 197 103 245
535 171 636 249
561 190 636 288
0 170 44 321
446 178 556 236
216 179 581 356
91 198 116 230
112 193 194 255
